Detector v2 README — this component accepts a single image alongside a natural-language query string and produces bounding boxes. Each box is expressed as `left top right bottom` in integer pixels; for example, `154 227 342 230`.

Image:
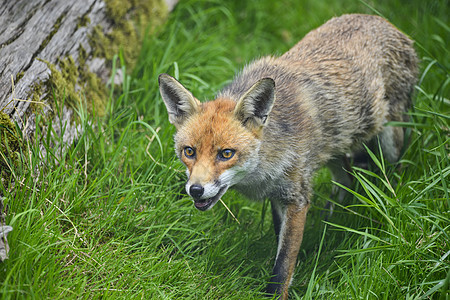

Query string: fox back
158 14 418 299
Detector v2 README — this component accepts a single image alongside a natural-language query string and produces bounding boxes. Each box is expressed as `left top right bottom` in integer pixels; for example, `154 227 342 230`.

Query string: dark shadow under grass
1 0 449 299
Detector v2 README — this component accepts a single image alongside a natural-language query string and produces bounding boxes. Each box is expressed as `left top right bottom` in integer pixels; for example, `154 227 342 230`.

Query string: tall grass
1 0 448 299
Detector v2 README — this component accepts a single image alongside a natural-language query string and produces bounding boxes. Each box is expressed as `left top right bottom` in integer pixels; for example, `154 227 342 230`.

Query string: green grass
1 0 449 299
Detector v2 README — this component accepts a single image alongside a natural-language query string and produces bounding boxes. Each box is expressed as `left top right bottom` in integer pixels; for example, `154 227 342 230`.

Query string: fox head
158 74 275 211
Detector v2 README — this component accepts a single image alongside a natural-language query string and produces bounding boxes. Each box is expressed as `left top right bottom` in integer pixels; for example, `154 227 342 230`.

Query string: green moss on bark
90 0 169 67
0 112 22 179
41 56 107 117
15 71 25 83
76 15 91 29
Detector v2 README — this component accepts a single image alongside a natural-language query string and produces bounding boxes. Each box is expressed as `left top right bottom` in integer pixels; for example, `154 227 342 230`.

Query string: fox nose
189 184 204 199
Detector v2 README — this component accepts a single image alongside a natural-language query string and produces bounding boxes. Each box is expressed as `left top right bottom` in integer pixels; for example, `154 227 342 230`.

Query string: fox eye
184 147 196 158
218 149 235 161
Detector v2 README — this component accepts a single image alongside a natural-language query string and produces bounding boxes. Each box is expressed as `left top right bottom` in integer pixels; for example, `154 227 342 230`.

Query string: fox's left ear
234 78 275 128
158 74 201 128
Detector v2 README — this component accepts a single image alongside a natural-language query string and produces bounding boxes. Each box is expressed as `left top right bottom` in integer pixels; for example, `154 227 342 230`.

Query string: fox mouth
194 186 228 211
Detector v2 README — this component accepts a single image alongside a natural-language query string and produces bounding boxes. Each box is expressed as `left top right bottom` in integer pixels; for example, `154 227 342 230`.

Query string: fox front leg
266 201 310 299
270 199 283 241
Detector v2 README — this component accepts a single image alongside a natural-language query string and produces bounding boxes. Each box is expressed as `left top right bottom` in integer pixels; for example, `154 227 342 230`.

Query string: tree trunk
0 0 175 154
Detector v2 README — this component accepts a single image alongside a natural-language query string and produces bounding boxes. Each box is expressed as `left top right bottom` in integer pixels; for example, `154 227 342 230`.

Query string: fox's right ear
158 74 201 128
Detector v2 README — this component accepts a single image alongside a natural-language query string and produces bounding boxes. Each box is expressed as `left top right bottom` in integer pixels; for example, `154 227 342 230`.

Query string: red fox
158 14 418 299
